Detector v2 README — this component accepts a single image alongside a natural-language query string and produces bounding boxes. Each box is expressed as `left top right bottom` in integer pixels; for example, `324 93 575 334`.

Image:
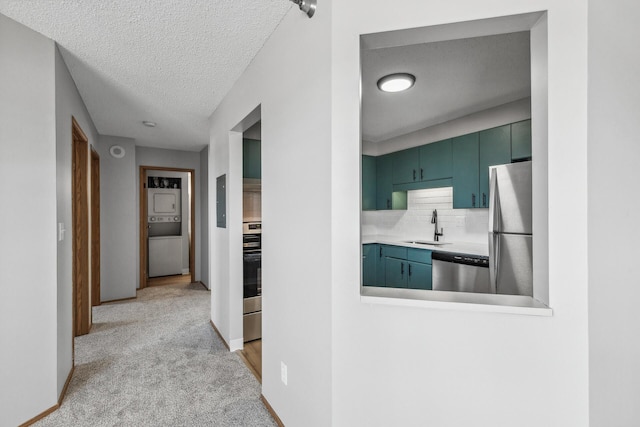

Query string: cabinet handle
420 168 424 180
401 262 404 276
482 193 487 207
413 169 416 181
387 199 391 209
408 264 412 277
379 246 382 258
472 193 476 207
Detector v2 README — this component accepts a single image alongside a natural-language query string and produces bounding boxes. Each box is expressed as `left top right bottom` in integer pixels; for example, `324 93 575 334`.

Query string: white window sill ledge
361 287 552 317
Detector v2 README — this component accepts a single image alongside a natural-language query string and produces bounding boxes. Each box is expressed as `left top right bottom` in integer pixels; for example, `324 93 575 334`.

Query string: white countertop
362 234 489 257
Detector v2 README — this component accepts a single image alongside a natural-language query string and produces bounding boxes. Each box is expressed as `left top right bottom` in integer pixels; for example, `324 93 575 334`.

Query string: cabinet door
419 139 453 181
479 125 511 208
452 133 479 208
511 119 532 161
362 244 377 286
392 147 420 184
376 154 393 210
242 139 261 179
362 155 377 211
376 244 386 286
408 261 432 290
385 257 407 288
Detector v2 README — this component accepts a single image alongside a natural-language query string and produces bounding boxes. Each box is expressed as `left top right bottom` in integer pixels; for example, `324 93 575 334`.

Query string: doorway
240 119 263 382
72 117 90 336
139 166 196 289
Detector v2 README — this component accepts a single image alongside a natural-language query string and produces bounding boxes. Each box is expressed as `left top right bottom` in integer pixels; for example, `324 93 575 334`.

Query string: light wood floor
240 339 262 383
147 274 192 287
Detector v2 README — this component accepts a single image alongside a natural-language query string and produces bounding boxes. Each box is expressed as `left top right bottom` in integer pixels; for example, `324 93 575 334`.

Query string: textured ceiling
0 0 292 151
361 31 531 143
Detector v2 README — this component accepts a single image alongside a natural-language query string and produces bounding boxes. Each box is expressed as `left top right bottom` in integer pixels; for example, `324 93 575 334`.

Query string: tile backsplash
362 187 489 244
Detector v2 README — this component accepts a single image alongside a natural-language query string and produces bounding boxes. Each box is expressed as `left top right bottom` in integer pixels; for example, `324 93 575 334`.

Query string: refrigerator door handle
488 167 500 233
488 233 499 294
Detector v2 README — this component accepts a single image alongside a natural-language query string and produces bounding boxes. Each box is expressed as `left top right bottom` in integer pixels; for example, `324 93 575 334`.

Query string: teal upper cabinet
376 154 407 210
452 133 480 208
479 125 511 208
376 154 393 210
243 139 261 179
511 119 532 161
392 147 420 184
362 155 377 211
419 139 453 181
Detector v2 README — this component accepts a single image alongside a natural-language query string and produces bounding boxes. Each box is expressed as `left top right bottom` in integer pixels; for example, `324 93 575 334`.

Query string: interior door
72 118 90 336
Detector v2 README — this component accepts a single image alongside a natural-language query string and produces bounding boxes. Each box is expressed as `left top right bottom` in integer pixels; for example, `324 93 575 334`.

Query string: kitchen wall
135 146 202 287
587 0 640 424
332 4 589 427
209 5 332 425
54 44 100 396
362 187 489 244
97 135 137 302
0 14 57 426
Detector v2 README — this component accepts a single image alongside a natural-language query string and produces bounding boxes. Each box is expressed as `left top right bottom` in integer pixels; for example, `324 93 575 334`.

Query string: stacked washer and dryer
148 184 183 277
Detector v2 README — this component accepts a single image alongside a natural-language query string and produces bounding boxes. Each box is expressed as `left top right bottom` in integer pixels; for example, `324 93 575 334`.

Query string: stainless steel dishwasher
432 252 491 293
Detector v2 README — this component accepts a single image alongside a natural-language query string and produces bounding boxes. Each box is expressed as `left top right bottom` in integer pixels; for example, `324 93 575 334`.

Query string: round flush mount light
109 145 125 159
142 121 156 127
377 73 416 93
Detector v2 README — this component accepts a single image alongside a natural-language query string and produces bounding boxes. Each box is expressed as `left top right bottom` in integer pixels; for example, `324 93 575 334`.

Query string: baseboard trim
59 365 75 405
209 320 230 351
101 295 137 304
18 364 75 426
261 395 285 427
197 281 209 290
18 404 58 427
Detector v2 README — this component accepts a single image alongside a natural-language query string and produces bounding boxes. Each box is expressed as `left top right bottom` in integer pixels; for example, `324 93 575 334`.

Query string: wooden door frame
72 117 90 336
90 147 101 306
139 166 196 289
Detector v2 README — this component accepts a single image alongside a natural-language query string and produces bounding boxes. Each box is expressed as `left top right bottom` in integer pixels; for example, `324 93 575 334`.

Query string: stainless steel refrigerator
488 161 533 296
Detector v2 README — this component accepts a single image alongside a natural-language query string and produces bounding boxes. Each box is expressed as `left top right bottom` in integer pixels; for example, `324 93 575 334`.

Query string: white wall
97 135 137 301
365 97 531 156
588 0 640 425
135 146 202 286
54 44 99 396
0 13 58 426
209 5 332 426
332 4 588 427
200 146 210 288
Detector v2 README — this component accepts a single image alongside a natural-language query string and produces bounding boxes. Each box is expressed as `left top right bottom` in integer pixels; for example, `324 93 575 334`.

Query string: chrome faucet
431 209 444 242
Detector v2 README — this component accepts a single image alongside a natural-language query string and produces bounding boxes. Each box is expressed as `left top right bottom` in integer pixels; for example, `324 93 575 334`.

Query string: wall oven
243 222 261 342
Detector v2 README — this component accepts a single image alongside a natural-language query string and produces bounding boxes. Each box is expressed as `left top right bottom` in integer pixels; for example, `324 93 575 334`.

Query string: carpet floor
35 283 275 427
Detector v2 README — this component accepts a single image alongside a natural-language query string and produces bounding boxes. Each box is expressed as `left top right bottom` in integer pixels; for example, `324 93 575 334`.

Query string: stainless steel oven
243 222 261 342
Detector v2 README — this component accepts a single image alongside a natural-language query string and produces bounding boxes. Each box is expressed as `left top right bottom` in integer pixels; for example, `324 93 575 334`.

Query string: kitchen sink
403 240 452 246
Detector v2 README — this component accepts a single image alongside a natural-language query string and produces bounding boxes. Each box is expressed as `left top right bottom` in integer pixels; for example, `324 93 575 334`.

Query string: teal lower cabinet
364 244 433 290
385 257 407 288
407 262 432 290
362 244 377 286
407 248 432 290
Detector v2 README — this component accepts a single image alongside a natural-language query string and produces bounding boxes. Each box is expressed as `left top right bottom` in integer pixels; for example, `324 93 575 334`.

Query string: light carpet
35 283 275 427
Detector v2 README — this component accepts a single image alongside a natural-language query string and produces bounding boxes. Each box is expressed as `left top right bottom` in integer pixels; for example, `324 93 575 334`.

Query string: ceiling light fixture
289 0 316 18
142 121 156 127
377 73 416 93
